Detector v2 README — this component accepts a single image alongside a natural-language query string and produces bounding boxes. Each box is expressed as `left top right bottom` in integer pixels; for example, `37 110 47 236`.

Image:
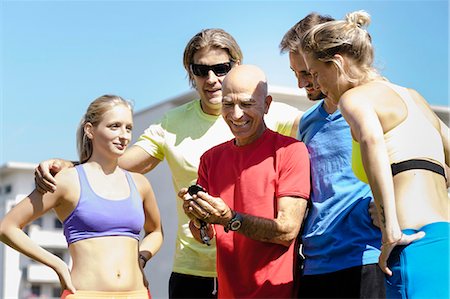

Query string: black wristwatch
224 211 243 233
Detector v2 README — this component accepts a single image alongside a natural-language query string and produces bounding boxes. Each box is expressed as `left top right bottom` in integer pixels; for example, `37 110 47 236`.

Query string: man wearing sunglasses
34 28 301 298
190 61 234 77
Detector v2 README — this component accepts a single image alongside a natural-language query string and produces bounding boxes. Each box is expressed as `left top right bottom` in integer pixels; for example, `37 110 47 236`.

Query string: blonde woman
0 95 163 299
299 10 449 299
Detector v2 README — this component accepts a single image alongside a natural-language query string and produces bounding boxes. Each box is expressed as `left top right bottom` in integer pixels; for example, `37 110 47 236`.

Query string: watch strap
224 211 242 233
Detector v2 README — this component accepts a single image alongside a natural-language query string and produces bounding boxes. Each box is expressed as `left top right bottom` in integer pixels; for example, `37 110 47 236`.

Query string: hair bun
346 10 371 29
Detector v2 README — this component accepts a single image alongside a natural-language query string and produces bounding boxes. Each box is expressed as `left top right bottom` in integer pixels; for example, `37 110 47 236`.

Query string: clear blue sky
1 0 448 165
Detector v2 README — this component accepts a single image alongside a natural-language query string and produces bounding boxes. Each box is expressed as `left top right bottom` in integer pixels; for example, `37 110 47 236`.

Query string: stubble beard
307 91 326 102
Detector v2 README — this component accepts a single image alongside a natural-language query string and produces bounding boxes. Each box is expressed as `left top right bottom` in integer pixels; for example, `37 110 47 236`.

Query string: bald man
179 65 311 298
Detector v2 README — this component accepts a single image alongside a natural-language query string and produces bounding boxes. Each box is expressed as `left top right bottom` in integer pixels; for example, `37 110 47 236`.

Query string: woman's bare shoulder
128 171 152 191
53 167 79 193
55 167 78 181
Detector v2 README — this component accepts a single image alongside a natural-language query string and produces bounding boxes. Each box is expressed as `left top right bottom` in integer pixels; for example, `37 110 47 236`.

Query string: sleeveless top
352 82 445 183
63 165 145 244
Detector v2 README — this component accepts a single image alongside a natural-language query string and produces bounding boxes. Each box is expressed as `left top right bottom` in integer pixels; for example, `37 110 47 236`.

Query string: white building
0 162 67 299
1 87 449 299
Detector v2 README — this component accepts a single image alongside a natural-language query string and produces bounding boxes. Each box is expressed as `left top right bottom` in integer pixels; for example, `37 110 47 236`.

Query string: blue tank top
63 165 145 244
299 101 381 274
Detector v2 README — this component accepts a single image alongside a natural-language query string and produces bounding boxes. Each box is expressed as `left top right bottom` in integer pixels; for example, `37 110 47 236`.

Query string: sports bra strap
391 159 445 177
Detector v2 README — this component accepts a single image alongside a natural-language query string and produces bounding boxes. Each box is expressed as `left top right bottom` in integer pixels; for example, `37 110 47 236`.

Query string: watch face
230 219 242 231
225 212 243 233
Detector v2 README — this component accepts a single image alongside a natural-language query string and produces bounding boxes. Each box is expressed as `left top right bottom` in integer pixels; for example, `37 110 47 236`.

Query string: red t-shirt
198 129 310 298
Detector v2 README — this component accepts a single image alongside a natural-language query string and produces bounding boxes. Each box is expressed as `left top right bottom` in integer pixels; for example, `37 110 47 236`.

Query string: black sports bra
391 159 445 177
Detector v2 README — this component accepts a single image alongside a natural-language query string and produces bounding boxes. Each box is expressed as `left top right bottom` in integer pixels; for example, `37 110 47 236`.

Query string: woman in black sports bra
299 10 449 299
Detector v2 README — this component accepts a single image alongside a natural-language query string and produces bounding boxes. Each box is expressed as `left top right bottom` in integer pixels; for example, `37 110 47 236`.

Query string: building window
32 218 42 227
30 284 41 296
53 286 62 297
54 217 63 229
5 184 12 194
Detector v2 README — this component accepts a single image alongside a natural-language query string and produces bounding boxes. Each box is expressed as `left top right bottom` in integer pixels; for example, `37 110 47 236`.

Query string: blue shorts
386 222 450 299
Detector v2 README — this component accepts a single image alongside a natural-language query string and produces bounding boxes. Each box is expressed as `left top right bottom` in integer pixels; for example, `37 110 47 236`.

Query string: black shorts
169 272 217 299
297 264 385 298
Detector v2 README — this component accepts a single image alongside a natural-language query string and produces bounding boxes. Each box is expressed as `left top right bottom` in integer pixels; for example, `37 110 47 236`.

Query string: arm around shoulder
119 146 161 174
35 158 76 193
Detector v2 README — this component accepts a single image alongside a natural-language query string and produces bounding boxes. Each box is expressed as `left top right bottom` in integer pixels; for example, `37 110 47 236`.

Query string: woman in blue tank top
0 95 163 299
299 10 449 299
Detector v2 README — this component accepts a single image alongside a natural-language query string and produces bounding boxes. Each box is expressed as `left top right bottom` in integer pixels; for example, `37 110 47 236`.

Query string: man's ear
235 60 241 66
264 95 272 114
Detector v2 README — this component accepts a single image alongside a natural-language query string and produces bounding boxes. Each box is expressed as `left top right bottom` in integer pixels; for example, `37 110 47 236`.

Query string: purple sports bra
63 165 145 244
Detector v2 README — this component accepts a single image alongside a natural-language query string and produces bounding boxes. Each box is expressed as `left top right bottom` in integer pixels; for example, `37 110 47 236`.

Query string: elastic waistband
391 159 445 177
61 289 150 299
402 221 450 238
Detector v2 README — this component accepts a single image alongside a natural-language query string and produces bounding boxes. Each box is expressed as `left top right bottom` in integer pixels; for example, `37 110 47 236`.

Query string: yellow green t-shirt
135 99 300 277
352 139 369 184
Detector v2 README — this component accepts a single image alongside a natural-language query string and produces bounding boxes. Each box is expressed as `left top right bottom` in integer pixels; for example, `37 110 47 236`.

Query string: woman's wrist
139 253 149 264
382 233 403 246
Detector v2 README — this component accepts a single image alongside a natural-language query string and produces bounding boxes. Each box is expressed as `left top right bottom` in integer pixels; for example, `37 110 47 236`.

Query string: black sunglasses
190 62 234 77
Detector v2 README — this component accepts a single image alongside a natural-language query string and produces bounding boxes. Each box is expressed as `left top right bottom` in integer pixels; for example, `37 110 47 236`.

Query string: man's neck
200 101 222 116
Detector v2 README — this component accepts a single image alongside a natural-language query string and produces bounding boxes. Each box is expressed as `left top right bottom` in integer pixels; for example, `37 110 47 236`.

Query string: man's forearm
234 213 300 247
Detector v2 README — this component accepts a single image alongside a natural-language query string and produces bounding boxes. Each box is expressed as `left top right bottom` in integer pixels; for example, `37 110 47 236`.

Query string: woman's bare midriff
394 170 450 230
69 236 147 291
